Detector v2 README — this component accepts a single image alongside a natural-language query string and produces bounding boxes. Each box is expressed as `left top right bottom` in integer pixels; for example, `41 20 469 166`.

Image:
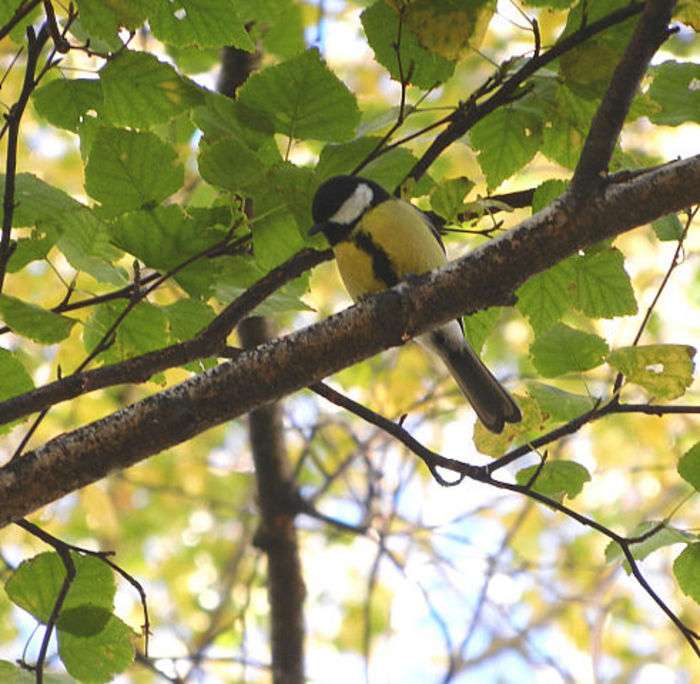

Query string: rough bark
0 154 698 528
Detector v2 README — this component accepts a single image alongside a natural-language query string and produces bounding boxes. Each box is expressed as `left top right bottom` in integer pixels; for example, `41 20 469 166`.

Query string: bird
310 174 521 434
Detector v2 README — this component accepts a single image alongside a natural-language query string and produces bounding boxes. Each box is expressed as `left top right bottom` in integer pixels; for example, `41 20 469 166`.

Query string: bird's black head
310 175 389 245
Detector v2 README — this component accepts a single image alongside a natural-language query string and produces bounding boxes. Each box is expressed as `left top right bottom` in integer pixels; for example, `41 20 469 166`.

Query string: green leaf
163 299 217 372
193 91 279 152
532 179 567 213
252 211 304 271
526 382 596 422
238 49 359 143
648 61 700 126
0 294 76 344
33 78 103 132
470 105 541 190
518 246 635 332
558 0 638 94
6 235 53 273
245 162 316 242
100 50 204 128
84 127 183 215
530 323 609 377
652 213 684 242
515 460 591 500
110 206 196 269
402 0 495 61
234 0 305 58
111 205 227 296
77 115 102 160
215 256 311 315
75 0 149 48
673 543 700 605
540 85 597 169
198 137 269 192
606 522 695 570
430 177 475 223
5 552 115 624
163 298 216 340
150 0 254 50
0 660 72 684
255 0 305 58
49 208 127 286
516 259 576 334
462 307 503 355
522 0 574 7
316 138 433 196
474 395 545 457
166 44 220 74
1 174 81 228
678 443 700 491
83 301 169 364
0 348 34 434
361 0 455 89
572 247 638 319
58 610 134 683
607 344 696 400
0 348 34 402
57 605 111 637
0 662 33 684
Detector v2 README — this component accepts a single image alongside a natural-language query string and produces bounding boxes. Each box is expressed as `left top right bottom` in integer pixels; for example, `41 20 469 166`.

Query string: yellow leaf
392 0 496 61
607 344 696 400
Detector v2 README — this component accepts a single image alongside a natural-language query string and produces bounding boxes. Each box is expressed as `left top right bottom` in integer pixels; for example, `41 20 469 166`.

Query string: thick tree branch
0 156 698 528
571 0 676 193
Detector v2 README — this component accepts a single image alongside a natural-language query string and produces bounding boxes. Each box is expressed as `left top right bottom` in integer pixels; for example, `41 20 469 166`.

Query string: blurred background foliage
0 0 699 682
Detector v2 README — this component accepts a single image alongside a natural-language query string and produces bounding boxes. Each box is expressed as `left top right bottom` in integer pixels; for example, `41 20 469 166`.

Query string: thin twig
405 1 645 185
15 518 150 658
612 206 697 396
42 1 69 52
351 7 414 177
310 381 700 656
0 23 51 293
14 519 77 684
0 0 42 42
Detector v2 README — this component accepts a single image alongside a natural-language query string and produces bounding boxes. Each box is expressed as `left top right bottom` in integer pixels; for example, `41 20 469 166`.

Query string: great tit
310 174 521 434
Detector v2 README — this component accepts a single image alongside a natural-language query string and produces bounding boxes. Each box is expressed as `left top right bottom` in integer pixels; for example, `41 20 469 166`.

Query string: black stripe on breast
353 231 399 287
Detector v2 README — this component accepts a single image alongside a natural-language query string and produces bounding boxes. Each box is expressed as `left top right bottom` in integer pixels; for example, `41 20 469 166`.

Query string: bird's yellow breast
333 199 447 301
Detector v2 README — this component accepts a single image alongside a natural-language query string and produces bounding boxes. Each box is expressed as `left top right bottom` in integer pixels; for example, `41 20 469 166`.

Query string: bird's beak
308 222 324 236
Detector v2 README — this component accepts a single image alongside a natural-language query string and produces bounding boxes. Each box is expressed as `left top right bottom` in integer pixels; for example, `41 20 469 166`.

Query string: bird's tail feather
421 325 521 434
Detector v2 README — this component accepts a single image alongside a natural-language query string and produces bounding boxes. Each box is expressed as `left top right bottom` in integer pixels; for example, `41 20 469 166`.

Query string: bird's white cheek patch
330 183 374 225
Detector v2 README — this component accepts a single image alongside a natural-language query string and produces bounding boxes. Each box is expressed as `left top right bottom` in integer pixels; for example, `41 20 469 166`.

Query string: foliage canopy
0 0 699 682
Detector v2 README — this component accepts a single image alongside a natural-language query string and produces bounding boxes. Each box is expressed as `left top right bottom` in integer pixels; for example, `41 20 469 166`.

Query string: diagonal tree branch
571 0 676 193
0 0 41 43
405 0 645 185
0 247 331 427
1 155 698 528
